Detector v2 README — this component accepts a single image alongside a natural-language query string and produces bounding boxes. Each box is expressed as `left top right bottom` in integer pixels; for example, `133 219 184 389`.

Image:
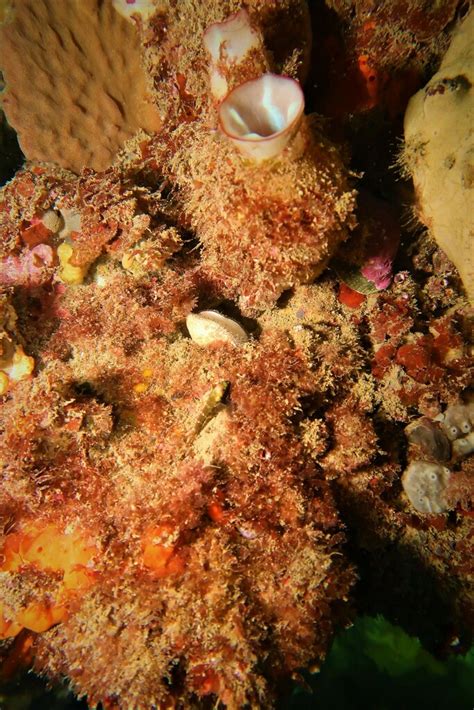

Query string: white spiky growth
219 74 305 161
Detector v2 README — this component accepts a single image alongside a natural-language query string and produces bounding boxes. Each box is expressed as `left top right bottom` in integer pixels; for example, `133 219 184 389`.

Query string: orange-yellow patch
142 525 186 578
207 501 226 524
0 522 98 639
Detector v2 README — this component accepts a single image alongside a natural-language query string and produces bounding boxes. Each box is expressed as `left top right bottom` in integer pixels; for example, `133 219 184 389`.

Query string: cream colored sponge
403 11 474 302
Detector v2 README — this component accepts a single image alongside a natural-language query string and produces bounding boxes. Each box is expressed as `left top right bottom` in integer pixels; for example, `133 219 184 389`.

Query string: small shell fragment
186 310 248 346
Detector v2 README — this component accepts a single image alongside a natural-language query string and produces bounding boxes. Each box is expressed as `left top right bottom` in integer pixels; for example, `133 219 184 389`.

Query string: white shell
203 9 263 100
219 73 305 161
58 207 82 239
112 0 157 21
401 460 451 514
186 310 248 346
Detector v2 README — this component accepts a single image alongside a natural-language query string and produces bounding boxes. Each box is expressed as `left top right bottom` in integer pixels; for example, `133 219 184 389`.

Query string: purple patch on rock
359 192 400 290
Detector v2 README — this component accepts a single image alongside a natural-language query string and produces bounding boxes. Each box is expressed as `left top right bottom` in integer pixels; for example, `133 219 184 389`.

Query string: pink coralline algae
336 191 400 294
360 193 400 290
0 244 55 287
360 249 397 291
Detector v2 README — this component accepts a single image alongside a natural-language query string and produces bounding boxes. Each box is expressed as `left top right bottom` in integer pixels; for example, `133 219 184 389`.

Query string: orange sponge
0 522 98 638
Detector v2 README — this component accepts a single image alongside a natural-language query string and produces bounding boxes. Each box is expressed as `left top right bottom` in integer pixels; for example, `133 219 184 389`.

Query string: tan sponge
0 0 161 172
403 11 474 302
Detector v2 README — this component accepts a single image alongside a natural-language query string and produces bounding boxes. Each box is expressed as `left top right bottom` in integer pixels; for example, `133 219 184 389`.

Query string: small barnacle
186 311 248 346
401 460 452 514
237 526 258 539
41 208 63 234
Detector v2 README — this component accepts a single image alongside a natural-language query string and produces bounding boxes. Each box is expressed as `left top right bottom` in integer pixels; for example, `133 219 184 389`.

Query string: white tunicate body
452 431 474 458
204 9 260 64
203 9 264 101
435 402 474 441
218 74 305 161
402 460 452 514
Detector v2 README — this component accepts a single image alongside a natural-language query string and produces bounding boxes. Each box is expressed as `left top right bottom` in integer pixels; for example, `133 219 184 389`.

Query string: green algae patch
287 615 474 710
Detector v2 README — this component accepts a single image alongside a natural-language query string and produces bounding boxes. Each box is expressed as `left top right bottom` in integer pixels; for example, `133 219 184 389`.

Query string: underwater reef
0 1 472 708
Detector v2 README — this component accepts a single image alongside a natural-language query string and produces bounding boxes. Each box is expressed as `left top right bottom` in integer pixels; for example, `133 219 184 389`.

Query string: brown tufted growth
0 0 161 173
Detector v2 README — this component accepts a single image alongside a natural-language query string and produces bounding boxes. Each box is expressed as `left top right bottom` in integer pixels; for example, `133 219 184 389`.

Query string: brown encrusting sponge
0 0 161 172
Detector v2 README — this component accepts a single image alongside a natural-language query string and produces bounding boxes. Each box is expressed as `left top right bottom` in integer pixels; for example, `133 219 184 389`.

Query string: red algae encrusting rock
327 0 460 73
1 162 472 706
255 253 473 648
317 0 461 118
0 150 358 705
154 113 356 315
0 273 356 706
